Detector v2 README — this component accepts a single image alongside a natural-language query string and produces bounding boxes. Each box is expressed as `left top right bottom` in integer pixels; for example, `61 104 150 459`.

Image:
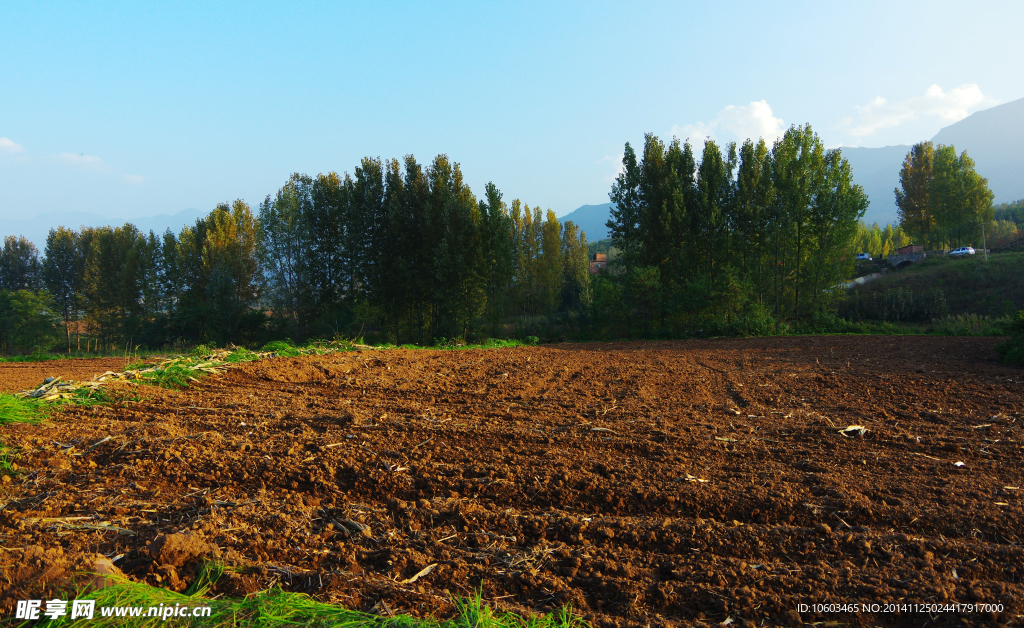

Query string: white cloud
56 152 110 171
599 153 625 182
0 137 25 154
842 84 996 138
672 100 785 147
122 174 145 185
717 101 785 144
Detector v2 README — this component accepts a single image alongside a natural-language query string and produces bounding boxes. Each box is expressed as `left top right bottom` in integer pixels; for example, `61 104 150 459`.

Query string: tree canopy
896 141 994 249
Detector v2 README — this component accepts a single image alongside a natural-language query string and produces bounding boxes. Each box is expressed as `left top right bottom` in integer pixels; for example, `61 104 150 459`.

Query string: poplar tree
932 146 993 248
259 174 309 335
896 142 993 249
895 141 935 247
608 144 642 272
0 236 43 291
80 225 148 345
560 221 591 311
43 227 83 350
480 182 514 333
538 210 565 315
305 171 348 326
202 200 263 343
694 139 732 281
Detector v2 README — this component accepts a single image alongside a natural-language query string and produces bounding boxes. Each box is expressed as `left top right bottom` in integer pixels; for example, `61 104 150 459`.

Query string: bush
929 314 1005 336
0 290 62 354
841 287 948 322
996 311 1024 365
260 340 297 353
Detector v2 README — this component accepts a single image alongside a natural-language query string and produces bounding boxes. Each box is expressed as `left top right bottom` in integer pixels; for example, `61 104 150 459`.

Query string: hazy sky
2 0 1022 225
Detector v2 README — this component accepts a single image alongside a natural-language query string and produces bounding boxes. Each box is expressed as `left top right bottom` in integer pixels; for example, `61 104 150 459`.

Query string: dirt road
1 336 1022 627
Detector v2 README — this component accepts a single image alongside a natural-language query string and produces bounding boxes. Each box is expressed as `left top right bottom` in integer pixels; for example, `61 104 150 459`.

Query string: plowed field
0 358 133 393
2 336 1023 627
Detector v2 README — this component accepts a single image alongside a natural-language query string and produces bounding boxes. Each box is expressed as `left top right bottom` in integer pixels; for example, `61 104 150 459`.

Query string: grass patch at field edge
0 393 48 425
26 574 589 628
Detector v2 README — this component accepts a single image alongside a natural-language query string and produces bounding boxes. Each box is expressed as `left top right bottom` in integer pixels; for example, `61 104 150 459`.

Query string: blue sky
2 0 1022 228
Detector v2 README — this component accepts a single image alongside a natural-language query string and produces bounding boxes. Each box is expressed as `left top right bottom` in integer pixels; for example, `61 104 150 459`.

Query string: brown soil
1 336 1022 627
0 358 135 393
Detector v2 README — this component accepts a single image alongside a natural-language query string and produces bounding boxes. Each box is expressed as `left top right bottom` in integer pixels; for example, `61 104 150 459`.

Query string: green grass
59 386 114 407
0 440 20 475
0 394 43 478
137 364 200 389
259 340 308 356
382 337 540 351
29 574 588 628
0 353 64 363
928 313 1012 336
223 348 260 363
0 393 47 425
848 250 1024 318
0 347 169 363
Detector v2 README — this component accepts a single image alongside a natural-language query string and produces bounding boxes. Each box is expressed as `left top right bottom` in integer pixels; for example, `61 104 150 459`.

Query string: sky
1 0 1022 230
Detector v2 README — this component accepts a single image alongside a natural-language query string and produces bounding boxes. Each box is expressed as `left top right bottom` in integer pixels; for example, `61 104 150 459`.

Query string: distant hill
4 208 207 251
932 98 1024 205
842 97 1024 227
561 202 613 242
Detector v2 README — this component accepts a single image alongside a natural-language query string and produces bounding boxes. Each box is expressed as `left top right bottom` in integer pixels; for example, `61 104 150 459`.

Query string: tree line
993 199 1024 232
257 155 589 345
2 125 893 352
0 154 590 352
598 124 868 336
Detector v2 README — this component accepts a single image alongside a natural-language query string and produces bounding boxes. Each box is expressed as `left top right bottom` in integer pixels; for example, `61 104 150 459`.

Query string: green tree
373 158 411 341
931 145 994 248
431 156 485 341
895 141 936 247
804 148 868 314
304 171 348 330
560 220 591 311
993 199 1024 227
480 182 514 334
202 200 263 343
401 156 434 343
733 138 773 293
259 174 310 336
608 144 642 272
352 158 386 311
80 225 149 346
537 210 565 315
771 125 827 319
0 236 43 291
43 227 84 351
694 139 733 281
0 290 61 354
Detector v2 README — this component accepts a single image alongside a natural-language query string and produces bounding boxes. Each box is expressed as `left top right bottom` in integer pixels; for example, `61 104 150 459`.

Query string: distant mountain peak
560 202 613 242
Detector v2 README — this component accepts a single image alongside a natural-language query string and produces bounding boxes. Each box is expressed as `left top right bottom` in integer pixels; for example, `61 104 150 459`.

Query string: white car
949 247 976 256
855 253 872 261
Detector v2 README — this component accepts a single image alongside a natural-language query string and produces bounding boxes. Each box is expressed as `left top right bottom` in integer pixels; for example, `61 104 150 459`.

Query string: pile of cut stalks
13 344 372 402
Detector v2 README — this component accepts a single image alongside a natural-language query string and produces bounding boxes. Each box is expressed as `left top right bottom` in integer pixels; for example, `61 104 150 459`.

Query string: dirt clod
147 532 220 568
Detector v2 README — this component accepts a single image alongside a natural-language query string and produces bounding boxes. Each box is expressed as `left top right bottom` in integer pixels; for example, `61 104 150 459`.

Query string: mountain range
559 202 615 243
844 96 1024 225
